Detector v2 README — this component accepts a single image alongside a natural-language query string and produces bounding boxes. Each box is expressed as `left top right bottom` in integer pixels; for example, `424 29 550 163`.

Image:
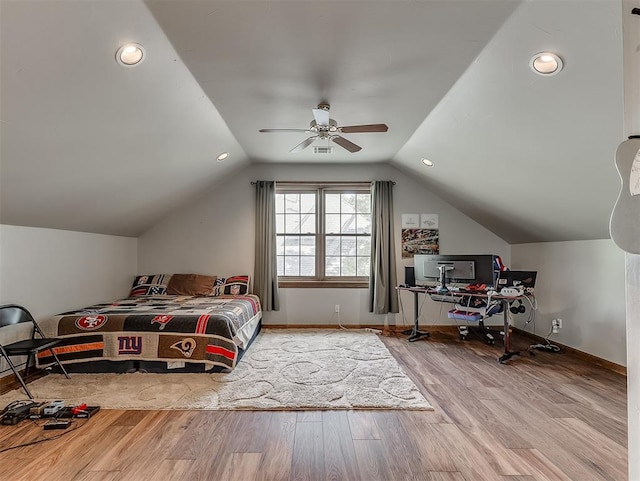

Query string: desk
397 286 522 363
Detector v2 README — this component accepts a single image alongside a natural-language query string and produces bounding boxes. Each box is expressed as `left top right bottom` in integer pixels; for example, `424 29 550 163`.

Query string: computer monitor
413 254 496 289
496 270 537 293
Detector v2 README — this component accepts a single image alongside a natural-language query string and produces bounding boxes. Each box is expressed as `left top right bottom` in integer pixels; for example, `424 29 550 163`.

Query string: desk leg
401 291 430 342
497 299 519 363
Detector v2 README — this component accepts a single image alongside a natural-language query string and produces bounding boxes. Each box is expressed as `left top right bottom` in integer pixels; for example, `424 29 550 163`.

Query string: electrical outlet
556 318 562 329
552 318 563 330
334 304 340 313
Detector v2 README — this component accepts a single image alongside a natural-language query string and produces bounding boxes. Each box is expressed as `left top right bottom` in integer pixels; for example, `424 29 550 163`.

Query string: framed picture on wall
401 228 439 258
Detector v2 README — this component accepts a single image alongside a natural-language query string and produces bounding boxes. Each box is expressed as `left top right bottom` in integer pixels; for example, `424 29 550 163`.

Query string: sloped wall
138 162 510 326
0 224 137 376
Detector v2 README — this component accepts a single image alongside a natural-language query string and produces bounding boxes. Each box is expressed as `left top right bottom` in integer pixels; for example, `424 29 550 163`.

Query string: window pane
341 257 357 276
326 236 340 256
276 194 285 213
325 193 340 213
326 214 340 234
356 193 370 213
300 236 316 255
357 236 371 256
300 193 316 214
357 257 370 276
300 213 316 233
300 256 315 276
285 214 300 234
341 193 356 214
341 237 356 256
341 214 356 233
284 236 300 255
356 214 371 234
326 256 341 276
284 256 299 276
277 256 284 276
276 214 285 234
276 236 285 255
284 193 300 213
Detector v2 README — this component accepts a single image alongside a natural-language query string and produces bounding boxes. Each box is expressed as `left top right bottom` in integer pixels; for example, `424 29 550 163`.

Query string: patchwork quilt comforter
37 295 262 371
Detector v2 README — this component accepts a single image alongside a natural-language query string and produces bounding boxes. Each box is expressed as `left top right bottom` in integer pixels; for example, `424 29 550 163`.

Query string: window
275 183 371 287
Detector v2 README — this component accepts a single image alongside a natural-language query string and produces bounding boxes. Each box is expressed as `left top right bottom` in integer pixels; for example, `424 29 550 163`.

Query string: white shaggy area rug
0 329 432 411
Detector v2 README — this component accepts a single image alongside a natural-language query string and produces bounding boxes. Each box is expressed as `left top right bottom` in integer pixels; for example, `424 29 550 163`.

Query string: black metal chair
0 304 69 398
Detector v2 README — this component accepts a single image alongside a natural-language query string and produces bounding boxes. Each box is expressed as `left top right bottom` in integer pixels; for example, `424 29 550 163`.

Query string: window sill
278 280 369 289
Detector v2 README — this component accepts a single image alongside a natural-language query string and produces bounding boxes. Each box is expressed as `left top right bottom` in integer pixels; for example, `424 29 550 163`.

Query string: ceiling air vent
314 146 333 154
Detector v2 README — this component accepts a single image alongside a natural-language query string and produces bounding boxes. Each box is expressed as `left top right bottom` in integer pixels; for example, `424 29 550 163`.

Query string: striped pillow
214 275 250 296
129 274 172 296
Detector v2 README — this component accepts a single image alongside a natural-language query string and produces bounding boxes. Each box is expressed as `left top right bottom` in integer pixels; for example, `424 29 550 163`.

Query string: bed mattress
37 294 262 371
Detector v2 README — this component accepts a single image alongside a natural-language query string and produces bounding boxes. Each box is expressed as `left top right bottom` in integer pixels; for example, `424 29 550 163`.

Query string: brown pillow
166 274 217 296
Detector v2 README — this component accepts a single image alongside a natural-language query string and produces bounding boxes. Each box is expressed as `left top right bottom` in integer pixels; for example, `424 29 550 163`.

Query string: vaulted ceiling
0 0 626 243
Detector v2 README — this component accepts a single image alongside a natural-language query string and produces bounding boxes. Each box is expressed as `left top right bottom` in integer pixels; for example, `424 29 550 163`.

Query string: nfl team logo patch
151 315 173 330
75 315 108 331
118 336 143 355
170 338 196 358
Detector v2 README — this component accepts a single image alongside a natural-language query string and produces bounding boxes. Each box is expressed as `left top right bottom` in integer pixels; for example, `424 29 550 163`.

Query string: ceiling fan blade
259 128 311 133
340 124 388 133
332 135 362 153
312 108 330 127
290 136 317 153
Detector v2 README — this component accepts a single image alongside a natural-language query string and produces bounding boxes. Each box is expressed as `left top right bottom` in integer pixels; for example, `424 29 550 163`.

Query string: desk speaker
405 266 415 287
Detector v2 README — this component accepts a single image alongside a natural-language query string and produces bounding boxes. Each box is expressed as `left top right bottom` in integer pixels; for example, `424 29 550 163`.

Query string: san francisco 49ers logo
170 338 196 358
75 315 108 331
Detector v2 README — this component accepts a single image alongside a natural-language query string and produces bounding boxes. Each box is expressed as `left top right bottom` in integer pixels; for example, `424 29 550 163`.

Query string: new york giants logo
151 315 173 330
75 315 108 331
118 336 142 355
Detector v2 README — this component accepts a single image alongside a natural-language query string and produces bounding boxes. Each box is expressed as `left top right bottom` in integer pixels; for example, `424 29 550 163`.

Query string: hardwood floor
0 330 628 481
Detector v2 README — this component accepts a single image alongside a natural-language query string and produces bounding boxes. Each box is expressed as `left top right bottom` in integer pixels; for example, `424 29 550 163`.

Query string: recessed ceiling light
421 158 434 167
116 43 145 67
529 52 563 76
216 152 229 162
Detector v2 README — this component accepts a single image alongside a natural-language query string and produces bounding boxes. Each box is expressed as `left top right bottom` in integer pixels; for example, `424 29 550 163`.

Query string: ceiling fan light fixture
314 146 333 154
529 52 563 76
116 43 145 67
216 152 229 162
421 158 434 167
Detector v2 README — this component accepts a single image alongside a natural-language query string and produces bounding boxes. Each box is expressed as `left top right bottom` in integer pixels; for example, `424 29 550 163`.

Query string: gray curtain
369 181 399 314
253 181 280 311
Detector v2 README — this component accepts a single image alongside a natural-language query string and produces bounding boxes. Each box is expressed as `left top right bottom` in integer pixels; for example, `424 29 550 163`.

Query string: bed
36 273 262 373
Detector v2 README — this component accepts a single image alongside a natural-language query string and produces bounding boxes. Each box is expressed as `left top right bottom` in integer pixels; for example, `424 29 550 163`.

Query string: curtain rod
250 181 396 185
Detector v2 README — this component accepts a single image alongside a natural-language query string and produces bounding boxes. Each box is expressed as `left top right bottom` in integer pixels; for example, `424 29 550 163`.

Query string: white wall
138 162 510 327
623 0 640 477
0 224 137 376
511 239 626 366
626 253 640 481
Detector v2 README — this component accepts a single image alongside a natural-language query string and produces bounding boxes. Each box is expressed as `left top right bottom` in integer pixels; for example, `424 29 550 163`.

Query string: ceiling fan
259 103 388 153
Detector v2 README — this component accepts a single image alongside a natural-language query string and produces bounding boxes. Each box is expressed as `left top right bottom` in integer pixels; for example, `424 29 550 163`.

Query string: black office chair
0 304 70 399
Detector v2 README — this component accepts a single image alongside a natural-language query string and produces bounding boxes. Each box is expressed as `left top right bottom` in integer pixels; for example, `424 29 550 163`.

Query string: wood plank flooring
0 330 628 481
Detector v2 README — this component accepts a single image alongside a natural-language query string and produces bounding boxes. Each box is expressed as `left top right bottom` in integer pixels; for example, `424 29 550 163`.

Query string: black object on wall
404 266 416 287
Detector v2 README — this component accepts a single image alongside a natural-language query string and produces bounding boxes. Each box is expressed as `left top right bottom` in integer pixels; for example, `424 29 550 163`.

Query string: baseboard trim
265 324 387 330
511 327 627 376
0 369 47 397
265 324 627 376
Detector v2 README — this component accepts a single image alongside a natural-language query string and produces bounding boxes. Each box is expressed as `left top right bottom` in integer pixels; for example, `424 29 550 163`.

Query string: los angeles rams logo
170 338 196 358
75 315 108 331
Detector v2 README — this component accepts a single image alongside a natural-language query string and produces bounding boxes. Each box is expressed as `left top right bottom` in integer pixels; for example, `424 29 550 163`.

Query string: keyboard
430 294 464 303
